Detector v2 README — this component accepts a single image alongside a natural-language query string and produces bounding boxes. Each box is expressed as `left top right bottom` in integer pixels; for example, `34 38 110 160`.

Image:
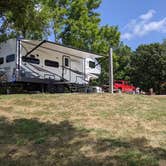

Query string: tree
94 25 120 85
0 0 51 41
45 0 70 42
113 43 133 81
60 0 101 50
0 0 19 42
130 43 166 93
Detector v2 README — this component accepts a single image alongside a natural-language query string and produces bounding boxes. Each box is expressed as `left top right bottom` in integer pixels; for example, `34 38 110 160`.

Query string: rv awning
21 39 102 59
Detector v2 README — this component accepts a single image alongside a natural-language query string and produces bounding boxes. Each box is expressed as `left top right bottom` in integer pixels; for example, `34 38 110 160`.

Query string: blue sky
98 0 166 50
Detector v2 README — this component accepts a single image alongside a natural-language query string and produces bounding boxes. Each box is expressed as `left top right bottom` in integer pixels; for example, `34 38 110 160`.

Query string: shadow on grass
0 116 165 166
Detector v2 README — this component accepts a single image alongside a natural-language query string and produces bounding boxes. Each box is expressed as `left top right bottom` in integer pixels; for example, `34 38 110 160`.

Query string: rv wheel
46 84 56 93
56 85 65 93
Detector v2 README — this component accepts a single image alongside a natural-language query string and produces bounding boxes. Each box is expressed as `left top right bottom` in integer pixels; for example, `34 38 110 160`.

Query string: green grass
117 150 158 166
0 93 165 166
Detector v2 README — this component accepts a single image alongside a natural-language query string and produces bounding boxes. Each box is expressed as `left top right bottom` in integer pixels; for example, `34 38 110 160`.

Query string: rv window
64 58 69 67
22 56 40 64
89 61 95 68
0 57 4 65
45 60 59 68
6 54 15 63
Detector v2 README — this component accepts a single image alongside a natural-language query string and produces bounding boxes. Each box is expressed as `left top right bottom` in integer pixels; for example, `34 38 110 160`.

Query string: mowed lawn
0 94 165 166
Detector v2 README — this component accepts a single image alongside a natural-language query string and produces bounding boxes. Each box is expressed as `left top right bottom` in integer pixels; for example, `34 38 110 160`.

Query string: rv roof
21 39 102 59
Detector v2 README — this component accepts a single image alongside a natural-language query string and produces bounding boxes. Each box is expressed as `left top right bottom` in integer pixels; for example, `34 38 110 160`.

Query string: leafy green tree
130 43 166 93
96 42 132 85
92 25 120 54
113 43 133 81
0 0 19 42
45 0 70 42
95 25 120 85
60 0 101 50
0 0 50 41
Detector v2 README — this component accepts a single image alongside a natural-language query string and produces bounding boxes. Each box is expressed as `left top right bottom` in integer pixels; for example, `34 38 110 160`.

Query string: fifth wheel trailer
0 39 101 93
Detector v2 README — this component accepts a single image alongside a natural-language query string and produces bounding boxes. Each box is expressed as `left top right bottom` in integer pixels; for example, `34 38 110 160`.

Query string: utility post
109 47 114 94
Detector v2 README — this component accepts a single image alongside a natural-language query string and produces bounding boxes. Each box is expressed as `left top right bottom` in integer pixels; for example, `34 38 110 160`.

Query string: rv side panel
0 39 17 83
19 40 88 85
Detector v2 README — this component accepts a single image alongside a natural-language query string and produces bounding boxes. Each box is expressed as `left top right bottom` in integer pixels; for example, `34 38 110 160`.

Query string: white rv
0 38 101 93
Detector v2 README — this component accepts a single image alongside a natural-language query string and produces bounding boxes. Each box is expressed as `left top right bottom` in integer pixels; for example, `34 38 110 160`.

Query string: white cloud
121 9 166 40
139 9 156 21
121 33 132 40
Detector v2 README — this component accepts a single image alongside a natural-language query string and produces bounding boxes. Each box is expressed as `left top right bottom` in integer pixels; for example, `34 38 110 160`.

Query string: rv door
62 56 71 81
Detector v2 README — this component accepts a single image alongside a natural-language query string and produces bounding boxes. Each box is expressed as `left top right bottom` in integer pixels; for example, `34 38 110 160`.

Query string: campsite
0 0 166 166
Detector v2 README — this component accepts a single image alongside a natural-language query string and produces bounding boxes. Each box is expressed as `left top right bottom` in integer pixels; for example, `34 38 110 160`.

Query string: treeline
0 0 166 94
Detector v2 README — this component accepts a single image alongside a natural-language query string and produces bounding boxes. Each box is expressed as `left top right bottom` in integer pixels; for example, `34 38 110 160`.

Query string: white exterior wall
85 58 101 81
0 39 17 82
20 42 86 84
20 44 63 81
0 39 101 85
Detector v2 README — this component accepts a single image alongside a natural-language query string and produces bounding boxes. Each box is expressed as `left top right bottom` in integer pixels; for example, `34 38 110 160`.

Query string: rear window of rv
22 56 40 64
89 61 95 68
45 60 59 68
6 54 15 63
0 57 4 65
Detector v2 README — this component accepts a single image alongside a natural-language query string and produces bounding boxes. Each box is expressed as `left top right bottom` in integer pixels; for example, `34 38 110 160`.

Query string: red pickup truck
114 80 136 93
102 80 136 93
